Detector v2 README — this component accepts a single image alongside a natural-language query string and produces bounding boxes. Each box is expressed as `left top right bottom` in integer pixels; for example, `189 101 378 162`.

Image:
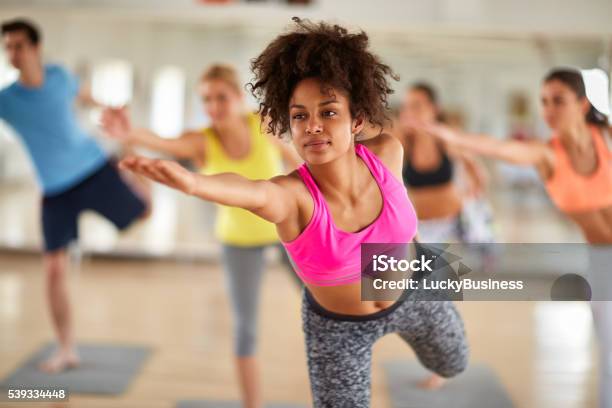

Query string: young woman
116 19 469 407
102 64 301 408
409 68 612 407
398 82 493 244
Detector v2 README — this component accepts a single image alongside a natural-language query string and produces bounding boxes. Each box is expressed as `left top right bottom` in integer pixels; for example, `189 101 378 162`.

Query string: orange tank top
544 126 612 213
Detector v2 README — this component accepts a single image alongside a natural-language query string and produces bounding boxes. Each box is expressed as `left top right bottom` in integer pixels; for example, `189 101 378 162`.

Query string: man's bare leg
39 249 79 373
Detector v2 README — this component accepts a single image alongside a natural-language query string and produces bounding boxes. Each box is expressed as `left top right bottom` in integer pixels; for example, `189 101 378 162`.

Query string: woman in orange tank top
410 68 612 408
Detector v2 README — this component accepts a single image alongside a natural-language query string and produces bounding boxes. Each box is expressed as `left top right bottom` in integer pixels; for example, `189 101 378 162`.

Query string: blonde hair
200 64 242 94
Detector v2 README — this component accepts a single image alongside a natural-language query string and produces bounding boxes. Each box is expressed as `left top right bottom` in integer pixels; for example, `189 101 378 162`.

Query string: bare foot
417 373 446 390
39 350 80 373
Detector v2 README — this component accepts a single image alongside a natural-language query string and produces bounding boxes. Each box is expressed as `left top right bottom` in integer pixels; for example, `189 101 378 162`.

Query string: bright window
91 59 133 106
150 66 186 138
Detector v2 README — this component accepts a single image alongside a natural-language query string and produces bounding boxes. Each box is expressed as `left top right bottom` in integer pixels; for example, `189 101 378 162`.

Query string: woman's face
400 89 437 124
199 79 243 124
540 79 588 131
289 78 363 165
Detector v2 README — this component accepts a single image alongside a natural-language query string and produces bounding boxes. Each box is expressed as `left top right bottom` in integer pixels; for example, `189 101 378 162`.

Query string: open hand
101 106 132 140
119 156 197 195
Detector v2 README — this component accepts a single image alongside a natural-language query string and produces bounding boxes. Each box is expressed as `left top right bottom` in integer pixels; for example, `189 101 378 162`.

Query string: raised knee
138 203 153 221
437 345 469 378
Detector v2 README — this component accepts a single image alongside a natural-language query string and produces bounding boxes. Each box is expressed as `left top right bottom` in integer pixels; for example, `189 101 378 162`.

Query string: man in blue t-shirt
0 19 150 373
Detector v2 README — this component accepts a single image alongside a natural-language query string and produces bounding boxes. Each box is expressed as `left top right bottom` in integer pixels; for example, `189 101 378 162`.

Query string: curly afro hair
248 17 399 136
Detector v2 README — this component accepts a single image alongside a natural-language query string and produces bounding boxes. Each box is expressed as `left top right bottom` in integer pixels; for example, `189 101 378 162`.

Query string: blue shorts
41 159 146 253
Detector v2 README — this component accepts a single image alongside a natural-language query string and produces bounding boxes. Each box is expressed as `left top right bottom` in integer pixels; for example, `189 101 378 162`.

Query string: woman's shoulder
195 128 217 151
359 132 404 167
360 131 401 149
270 169 305 190
269 170 313 215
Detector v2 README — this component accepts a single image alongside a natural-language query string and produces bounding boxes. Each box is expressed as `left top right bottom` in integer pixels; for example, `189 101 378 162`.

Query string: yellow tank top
201 113 283 246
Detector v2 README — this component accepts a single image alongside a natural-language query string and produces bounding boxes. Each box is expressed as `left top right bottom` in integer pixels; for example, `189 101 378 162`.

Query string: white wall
2 0 612 35
0 2 608 182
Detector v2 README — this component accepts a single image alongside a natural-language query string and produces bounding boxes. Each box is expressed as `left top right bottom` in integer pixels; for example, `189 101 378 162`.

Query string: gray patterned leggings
302 289 469 407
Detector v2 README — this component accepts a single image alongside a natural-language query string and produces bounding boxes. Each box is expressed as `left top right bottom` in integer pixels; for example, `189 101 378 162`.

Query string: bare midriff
408 182 462 220
306 281 400 315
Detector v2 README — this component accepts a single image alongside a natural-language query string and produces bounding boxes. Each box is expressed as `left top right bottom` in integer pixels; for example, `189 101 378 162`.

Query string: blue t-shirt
0 64 107 195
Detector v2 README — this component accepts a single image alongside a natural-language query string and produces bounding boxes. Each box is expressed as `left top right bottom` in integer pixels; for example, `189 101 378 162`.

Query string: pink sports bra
282 143 418 286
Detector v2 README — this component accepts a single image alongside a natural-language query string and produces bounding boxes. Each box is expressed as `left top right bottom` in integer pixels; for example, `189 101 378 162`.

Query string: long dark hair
544 68 609 127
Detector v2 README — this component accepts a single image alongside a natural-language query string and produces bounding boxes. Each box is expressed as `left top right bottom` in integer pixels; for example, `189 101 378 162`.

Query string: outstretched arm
119 156 293 224
77 85 104 109
101 107 205 163
444 145 489 196
413 120 551 167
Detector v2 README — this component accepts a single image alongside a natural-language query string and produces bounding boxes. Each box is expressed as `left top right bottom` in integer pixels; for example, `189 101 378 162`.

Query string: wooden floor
0 251 599 408
0 179 600 407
